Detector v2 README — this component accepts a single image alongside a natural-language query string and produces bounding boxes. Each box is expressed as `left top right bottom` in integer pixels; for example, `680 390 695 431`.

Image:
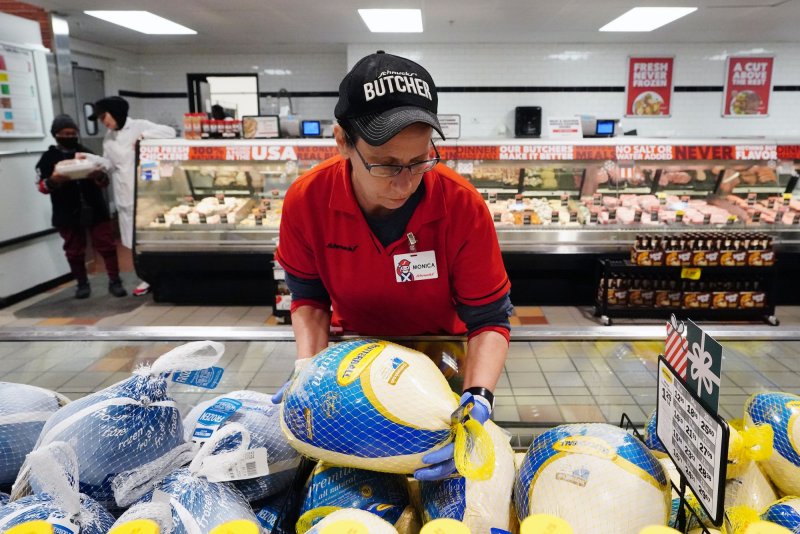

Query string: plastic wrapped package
281 339 493 478
113 502 175 534
514 423 671 534
0 491 8 505
254 492 288 533
725 460 778 512
53 154 103 180
32 341 225 510
760 497 800 532
744 392 800 495
306 508 399 534
658 458 709 530
0 383 69 485
112 424 264 534
420 421 515 532
727 420 774 480
643 409 667 455
183 391 301 501
296 462 418 534
0 442 114 533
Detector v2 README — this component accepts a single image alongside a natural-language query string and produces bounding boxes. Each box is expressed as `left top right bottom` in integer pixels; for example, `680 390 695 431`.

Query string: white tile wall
72 40 800 140
349 43 800 139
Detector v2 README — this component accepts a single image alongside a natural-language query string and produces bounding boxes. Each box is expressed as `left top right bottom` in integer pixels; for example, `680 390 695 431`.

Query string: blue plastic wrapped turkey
295 461 418 533
761 497 800 532
514 423 670 534
112 423 264 533
183 390 300 502
0 382 69 486
0 442 114 533
420 421 515 533
32 340 225 510
254 491 288 533
643 408 667 455
281 339 492 477
744 391 800 496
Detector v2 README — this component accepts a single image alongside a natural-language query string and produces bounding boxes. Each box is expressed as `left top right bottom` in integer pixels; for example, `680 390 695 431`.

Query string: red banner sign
626 57 673 117
723 56 773 117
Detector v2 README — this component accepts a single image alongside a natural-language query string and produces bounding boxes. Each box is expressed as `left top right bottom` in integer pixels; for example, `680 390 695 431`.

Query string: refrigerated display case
135 138 800 305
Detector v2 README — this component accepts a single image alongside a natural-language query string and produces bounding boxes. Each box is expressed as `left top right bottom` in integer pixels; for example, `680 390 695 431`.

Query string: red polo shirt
275 155 510 337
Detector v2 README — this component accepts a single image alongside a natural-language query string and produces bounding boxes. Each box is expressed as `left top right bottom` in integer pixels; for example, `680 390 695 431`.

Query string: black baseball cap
335 51 444 146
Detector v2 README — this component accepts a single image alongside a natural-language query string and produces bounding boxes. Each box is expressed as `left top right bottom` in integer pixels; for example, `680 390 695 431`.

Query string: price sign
657 357 729 525
681 268 702 280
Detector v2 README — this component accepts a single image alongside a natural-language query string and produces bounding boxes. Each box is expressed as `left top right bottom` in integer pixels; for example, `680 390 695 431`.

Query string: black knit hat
335 51 443 146
50 114 78 136
89 96 129 127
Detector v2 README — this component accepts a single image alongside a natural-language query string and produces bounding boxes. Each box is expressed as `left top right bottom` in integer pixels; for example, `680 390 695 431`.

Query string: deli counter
134 138 800 305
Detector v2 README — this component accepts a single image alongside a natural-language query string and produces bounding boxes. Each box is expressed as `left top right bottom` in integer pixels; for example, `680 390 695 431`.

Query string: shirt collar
329 156 447 225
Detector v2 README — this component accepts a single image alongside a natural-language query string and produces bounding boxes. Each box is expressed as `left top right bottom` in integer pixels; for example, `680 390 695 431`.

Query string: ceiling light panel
599 7 697 32
358 9 423 33
84 11 197 35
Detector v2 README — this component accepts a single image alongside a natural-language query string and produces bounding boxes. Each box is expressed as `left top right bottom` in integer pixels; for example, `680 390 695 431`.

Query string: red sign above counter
140 141 800 164
141 144 340 162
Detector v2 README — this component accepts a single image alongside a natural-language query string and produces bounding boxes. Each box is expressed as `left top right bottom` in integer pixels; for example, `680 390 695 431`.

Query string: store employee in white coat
90 96 176 296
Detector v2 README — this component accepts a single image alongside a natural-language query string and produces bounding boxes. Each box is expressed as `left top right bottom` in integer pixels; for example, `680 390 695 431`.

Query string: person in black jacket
36 115 127 299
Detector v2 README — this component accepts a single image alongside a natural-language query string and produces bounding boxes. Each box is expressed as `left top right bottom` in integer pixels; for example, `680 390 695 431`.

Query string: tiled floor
1 337 798 436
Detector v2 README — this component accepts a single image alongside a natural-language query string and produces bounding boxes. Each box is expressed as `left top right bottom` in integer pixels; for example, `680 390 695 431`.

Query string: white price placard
437 114 461 139
656 357 729 524
545 117 583 140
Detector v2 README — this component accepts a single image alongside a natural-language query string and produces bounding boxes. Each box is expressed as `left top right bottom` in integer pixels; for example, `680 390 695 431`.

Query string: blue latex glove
271 358 312 404
271 381 289 404
413 392 492 481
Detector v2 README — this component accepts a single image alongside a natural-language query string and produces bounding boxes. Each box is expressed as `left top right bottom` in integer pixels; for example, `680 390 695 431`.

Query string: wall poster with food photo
625 57 673 118
722 56 774 117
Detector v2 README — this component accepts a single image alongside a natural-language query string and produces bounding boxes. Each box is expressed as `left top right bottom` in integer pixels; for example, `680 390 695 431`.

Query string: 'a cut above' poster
723 56 774 117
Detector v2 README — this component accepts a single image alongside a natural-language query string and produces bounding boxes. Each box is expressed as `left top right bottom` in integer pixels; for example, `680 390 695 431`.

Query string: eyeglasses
349 137 440 178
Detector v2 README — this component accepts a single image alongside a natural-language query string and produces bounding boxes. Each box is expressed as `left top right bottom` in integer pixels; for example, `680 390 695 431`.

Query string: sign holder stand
618 412 718 534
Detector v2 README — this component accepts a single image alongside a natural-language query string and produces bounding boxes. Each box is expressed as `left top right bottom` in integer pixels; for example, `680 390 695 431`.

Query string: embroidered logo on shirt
327 242 358 252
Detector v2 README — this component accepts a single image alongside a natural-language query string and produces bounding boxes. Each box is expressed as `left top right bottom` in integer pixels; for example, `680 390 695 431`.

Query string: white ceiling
25 0 800 55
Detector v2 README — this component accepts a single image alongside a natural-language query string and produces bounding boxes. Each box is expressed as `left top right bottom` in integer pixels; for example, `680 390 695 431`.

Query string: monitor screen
302 120 321 136
596 120 615 136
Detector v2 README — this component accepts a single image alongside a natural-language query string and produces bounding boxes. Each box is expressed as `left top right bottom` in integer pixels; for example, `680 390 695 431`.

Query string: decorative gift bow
688 332 720 398
669 314 686 336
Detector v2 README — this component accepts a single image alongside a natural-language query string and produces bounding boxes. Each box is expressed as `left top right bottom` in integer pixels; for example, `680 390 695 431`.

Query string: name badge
393 250 438 283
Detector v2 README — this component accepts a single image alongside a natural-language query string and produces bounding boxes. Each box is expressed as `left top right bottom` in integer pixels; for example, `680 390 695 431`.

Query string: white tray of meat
53 157 100 180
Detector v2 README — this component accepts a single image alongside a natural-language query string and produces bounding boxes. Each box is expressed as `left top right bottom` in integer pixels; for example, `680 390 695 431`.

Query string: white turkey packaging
420 420 515 533
307 508 399 534
32 340 225 510
0 382 69 485
112 423 264 533
0 442 115 533
183 390 300 501
744 392 800 496
514 423 671 534
280 339 493 478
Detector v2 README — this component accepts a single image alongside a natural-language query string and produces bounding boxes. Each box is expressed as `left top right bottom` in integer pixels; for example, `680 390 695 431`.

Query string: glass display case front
135 138 800 255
